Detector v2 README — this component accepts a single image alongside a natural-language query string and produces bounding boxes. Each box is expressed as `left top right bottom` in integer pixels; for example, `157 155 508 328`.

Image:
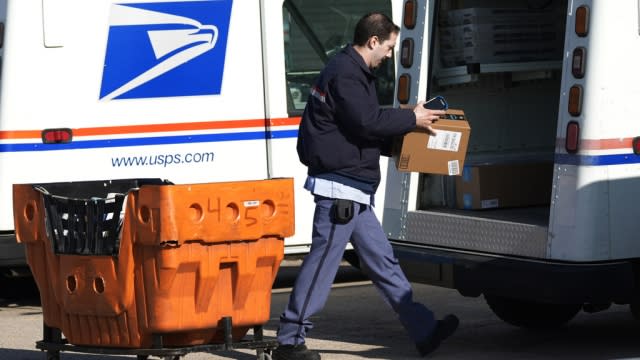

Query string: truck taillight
575 6 589 37
397 74 411 104
403 0 417 29
568 85 583 116
42 128 72 144
633 137 640 155
0 22 4 48
565 122 580 153
572 47 586 79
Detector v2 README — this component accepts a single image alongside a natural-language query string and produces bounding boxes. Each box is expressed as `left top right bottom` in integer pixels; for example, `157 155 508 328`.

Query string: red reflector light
42 128 73 144
568 85 583 116
572 47 586 79
565 121 580 153
403 0 417 29
0 22 4 49
397 74 411 104
633 137 640 155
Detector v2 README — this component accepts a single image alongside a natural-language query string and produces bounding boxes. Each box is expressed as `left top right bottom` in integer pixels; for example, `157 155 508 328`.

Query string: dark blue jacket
296 45 416 193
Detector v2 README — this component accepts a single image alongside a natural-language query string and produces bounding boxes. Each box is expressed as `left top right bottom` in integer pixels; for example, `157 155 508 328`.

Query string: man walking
273 12 459 360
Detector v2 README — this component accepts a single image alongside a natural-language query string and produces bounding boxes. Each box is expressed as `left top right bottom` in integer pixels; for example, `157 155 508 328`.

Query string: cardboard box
394 109 471 176
455 162 553 209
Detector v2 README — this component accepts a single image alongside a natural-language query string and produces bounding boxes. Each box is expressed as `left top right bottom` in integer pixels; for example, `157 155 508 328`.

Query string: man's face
371 32 398 69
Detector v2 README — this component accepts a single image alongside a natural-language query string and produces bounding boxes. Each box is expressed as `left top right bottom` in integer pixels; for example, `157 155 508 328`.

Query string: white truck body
0 0 400 269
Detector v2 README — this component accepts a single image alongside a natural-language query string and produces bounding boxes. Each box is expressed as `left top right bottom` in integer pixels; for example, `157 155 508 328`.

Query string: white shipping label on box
427 130 461 152
448 160 460 176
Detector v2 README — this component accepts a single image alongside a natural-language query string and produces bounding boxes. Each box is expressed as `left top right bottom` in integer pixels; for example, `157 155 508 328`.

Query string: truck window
282 0 395 115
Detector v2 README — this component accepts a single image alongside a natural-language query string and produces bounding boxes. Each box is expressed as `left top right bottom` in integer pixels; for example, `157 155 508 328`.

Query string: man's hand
413 101 445 135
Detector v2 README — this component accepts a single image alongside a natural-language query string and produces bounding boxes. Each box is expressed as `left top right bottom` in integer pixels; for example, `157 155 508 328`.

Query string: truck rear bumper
391 241 637 304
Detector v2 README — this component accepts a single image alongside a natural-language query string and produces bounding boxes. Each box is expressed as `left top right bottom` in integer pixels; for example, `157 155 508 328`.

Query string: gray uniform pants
277 196 436 345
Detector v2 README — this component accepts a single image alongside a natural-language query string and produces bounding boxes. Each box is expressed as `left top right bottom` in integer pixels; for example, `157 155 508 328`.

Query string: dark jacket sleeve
330 75 416 141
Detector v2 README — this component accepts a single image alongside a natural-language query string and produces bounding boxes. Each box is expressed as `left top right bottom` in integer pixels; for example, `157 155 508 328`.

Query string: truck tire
484 294 581 329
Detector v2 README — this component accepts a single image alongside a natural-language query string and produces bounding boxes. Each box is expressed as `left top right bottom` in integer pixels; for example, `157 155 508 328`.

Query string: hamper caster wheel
258 348 273 360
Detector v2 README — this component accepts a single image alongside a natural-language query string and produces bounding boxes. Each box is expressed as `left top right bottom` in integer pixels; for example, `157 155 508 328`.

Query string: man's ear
368 35 379 49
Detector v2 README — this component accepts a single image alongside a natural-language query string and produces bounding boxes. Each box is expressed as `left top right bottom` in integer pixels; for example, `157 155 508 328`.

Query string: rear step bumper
391 241 637 304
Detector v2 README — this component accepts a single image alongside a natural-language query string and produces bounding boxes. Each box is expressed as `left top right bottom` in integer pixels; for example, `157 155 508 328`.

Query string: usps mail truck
3 0 638 331
0 0 400 274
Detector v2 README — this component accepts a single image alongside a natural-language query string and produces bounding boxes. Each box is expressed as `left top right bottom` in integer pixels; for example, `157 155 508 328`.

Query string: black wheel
136 356 149 360
631 301 640 320
343 249 360 270
484 294 581 329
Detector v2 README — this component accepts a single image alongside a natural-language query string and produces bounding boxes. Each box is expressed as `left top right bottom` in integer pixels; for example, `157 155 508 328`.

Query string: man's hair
353 12 400 46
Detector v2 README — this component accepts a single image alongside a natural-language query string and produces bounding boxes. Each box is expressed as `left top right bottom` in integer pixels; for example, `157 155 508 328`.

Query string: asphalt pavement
1 261 640 359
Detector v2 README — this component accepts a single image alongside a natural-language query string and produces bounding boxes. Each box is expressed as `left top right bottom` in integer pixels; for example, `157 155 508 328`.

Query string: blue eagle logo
99 0 233 100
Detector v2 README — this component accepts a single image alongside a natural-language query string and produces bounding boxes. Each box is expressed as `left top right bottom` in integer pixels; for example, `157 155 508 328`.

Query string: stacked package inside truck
439 7 565 67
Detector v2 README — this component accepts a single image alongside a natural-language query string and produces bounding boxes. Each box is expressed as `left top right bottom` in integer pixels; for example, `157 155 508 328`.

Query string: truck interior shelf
435 60 563 86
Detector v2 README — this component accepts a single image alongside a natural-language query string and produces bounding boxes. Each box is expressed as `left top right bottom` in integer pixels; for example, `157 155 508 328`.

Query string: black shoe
416 314 459 357
272 344 321 360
